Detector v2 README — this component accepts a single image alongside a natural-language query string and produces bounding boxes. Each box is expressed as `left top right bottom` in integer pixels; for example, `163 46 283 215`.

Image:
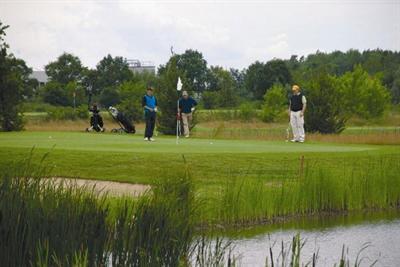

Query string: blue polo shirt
179 97 197 113
142 95 157 113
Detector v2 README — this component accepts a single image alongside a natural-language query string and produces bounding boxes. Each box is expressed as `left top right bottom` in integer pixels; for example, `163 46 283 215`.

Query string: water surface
226 212 400 266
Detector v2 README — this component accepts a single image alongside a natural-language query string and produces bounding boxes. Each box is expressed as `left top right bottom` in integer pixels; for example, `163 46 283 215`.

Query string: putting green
0 131 376 154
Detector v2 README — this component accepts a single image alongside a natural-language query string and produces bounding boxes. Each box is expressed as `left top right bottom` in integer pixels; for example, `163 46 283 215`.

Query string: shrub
40 81 70 106
22 101 55 113
47 105 88 120
117 80 146 122
340 65 391 119
157 56 184 135
304 70 347 133
261 83 288 122
99 86 120 107
239 102 257 121
202 91 219 109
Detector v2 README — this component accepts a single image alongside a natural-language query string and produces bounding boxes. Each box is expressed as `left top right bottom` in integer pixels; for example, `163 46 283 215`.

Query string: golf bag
86 104 105 132
108 106 136 134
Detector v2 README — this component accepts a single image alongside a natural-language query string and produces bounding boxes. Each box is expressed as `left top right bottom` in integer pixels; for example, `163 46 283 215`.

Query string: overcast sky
0 0 399 70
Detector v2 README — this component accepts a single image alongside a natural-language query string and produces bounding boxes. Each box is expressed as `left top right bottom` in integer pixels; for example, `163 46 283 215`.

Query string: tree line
0 21 398 133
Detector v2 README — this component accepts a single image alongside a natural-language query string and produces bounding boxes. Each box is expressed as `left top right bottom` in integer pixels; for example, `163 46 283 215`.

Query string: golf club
286 122 291 142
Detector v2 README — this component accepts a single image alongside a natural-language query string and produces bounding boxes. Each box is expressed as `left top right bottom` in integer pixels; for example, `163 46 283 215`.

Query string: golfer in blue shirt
178 91 197 137
142 87 158 141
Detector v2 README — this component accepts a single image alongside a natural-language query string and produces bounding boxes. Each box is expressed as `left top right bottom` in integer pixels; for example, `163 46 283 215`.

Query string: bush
22 101 55 113
304 70 347 133
340 65 391 119
261 83 288 122
47 105 88 120
201 91 219 109
117 80 146 122
40 81 70 106
239 102 257 121
99 86 120 107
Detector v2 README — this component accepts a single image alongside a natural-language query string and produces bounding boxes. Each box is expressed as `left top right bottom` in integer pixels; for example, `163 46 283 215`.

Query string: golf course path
53 178 151 196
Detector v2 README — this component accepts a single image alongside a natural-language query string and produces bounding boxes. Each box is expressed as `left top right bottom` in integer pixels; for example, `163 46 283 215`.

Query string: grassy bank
0 157 396 266
0 132 399 226
199 154 400 225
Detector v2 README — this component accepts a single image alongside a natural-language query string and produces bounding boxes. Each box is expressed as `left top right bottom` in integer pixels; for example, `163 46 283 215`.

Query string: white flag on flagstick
177 77 182 91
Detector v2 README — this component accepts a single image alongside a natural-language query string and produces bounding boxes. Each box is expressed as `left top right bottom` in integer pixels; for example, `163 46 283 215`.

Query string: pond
224 211 400 266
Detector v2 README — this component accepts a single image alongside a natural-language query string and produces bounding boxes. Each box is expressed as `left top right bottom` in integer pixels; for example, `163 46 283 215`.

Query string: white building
127 59 156 75
30 71 48 85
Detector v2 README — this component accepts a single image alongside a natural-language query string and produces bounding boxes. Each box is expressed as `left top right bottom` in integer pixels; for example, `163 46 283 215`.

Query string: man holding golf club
178 90 197 138
289 85 307 143
142 86 158 141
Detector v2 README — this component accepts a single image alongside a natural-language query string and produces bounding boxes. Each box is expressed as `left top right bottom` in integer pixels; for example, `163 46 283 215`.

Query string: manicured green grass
0 131 379 153
0 131 398 186
1 131 397 186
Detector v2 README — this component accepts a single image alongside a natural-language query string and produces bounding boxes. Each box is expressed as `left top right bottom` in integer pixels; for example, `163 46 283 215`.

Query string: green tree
208 66 239 108
304 70 347 134
40 81 69 106
0 22 32 131
229 68 247 99
45 53 84 85
95 54 132 91
157 56 184 135
244 59 291 100
244 61 267 99
340 65 391 119
261 83 287 122
117 80 147 122
99 86 120 107
93 55 132 106
175 49 209 93
201 91 219 109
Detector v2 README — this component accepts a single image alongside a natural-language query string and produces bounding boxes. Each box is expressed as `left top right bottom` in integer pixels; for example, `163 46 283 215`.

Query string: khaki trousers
181 112 192 136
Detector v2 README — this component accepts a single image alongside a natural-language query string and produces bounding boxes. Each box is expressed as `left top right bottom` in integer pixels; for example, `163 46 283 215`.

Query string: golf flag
177 77 182 91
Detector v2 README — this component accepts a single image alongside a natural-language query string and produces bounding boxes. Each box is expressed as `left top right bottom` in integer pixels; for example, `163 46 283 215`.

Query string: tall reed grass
0 155 199 266
200 155 400 226
0 156 109 266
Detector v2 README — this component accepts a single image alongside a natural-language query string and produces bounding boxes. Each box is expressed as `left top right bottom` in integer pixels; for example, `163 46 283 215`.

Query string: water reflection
223 211 400 266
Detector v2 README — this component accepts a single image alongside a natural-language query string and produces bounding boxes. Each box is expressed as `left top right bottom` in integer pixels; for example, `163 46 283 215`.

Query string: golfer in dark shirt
178 91 197 137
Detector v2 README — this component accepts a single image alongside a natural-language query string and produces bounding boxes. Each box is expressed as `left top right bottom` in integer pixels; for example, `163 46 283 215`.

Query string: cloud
0 0 398 70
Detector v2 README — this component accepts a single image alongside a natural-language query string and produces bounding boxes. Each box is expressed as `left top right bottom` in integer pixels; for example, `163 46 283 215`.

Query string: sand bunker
52 178 151 197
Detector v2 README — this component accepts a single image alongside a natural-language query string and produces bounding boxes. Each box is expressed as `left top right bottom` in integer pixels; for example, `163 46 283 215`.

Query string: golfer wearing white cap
178 91 197 138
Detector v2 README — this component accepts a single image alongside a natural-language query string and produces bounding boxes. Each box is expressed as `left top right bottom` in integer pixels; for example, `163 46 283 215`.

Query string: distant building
127 59 156 75
29 71 48 85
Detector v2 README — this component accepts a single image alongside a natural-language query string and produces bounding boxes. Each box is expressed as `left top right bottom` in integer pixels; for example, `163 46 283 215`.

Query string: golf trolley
108 106 136 134
86 104 105 132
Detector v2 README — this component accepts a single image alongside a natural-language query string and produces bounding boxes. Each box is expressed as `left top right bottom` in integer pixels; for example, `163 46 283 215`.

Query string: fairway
0 131 398 186
0 131 377 154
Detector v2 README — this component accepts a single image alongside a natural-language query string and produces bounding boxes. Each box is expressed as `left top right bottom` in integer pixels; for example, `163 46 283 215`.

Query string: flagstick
176 99 180 144
176 77 183 144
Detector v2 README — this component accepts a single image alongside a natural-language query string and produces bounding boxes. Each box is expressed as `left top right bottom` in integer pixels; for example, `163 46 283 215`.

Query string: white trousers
290 111 305 141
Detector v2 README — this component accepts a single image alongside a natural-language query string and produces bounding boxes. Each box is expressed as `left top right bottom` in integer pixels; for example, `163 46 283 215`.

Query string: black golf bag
108 106 136 134
86 104 105 132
